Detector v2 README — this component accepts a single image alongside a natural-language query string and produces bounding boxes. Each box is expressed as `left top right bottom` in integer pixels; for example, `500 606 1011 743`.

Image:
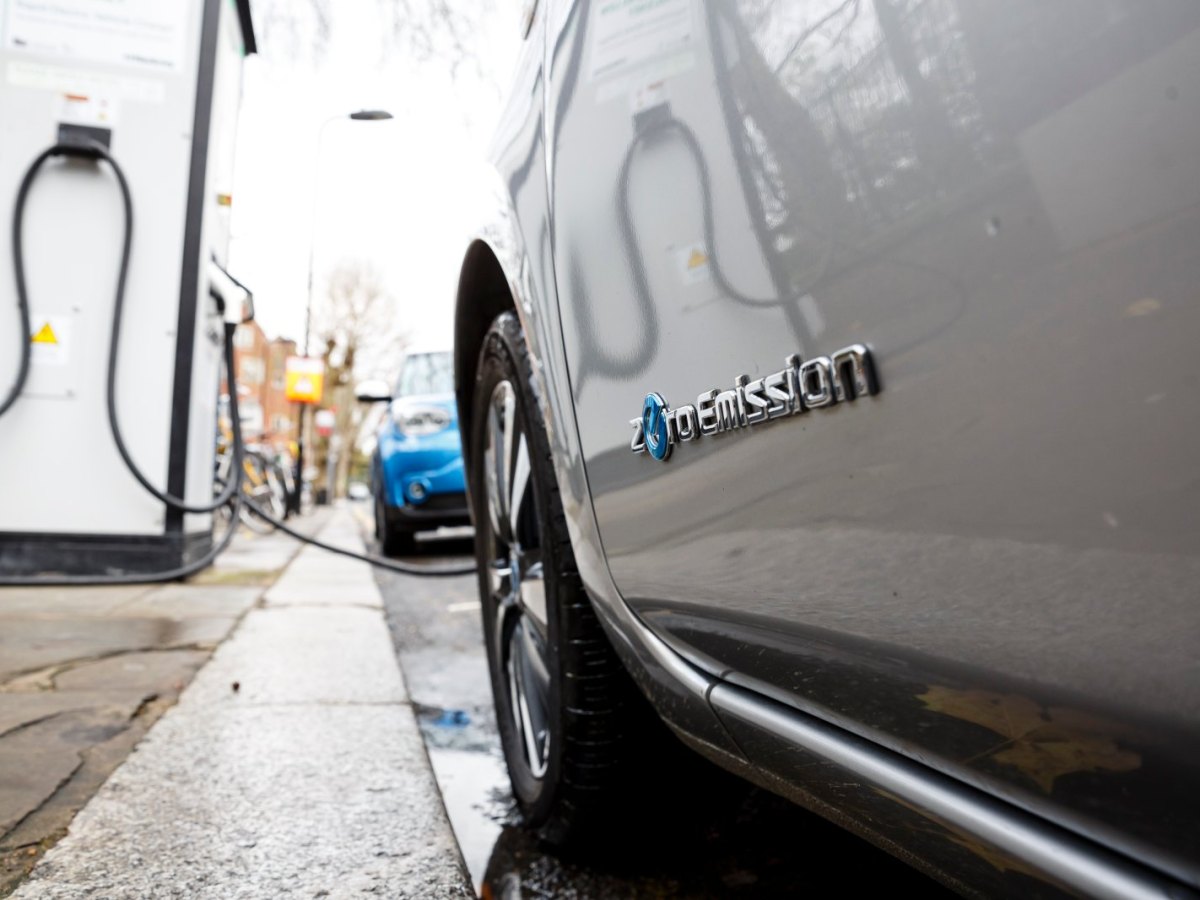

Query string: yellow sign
686 248 708 270
31 322 58 344
285 356 324 404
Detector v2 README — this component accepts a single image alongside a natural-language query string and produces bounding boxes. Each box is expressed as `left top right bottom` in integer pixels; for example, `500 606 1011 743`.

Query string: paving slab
184 606 406 707
0 618 235 685
16 705 468 900
1 695 177 857
263 524 381 609
0 515 325 895
0 693 146 739
263 569 383 608
53 650 210 694
12 509 470 899
0 587 154 618
0 704 144 836
112 585 261 620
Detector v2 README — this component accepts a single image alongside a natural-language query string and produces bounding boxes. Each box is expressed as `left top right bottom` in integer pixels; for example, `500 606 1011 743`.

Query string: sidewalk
4 509 470 898
0 515 313 895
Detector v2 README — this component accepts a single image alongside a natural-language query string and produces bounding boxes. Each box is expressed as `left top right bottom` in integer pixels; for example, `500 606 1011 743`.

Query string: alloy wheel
483 380 551 778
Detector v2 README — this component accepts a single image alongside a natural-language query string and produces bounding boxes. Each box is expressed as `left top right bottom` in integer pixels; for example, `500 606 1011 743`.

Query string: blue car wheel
374 469 415 556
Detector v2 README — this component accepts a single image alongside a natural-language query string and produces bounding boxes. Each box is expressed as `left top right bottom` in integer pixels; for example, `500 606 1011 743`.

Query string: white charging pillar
0 0 255 575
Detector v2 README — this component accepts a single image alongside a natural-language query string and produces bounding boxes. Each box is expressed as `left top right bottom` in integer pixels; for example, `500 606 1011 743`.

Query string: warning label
674 241 711 285
30 316 70 366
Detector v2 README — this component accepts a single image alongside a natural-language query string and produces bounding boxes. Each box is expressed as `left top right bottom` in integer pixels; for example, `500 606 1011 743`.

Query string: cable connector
55 123 111 158
633 99 672 137
208 256 255 325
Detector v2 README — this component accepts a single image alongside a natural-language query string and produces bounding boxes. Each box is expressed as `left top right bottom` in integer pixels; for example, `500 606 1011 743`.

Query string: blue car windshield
396 352 453 397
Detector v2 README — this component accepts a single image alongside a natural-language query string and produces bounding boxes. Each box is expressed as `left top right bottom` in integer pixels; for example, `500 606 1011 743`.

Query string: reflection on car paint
463 0 1200 890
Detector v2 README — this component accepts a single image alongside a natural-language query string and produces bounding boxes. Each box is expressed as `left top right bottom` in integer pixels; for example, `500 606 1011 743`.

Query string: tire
374 481 414 556
469 311 635 845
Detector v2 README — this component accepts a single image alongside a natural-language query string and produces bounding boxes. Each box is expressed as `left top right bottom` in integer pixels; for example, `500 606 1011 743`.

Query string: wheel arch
454 238 516 477
452 229 748 776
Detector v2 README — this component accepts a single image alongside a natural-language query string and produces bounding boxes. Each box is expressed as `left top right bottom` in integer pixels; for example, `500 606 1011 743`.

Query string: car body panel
459 0 1200 892
453 6 745 760
376 394 465 508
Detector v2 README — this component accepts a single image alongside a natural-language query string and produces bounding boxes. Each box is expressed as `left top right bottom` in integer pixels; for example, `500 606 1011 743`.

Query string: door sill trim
709 681 1187 899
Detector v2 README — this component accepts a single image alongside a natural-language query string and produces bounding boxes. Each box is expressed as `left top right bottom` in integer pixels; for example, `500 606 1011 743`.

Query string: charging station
0 0 256 576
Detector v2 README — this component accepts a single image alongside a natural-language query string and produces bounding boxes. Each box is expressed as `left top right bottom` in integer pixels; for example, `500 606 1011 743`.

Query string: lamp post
291 109 393 513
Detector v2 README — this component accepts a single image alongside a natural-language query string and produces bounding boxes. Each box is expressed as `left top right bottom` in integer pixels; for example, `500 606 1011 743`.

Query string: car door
545 0 1200 883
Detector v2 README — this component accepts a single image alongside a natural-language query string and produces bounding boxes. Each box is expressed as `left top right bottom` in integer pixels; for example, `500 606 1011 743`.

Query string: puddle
426 746 512 893
415 704 510 892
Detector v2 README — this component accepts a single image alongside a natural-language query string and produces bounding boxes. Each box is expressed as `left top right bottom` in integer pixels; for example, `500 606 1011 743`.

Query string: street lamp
292 109 393 513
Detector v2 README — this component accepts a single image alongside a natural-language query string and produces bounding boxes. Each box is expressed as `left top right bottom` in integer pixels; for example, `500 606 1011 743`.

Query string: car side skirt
709 681 1189 899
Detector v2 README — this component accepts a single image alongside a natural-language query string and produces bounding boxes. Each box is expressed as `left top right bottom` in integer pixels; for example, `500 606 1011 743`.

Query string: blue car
359 350 468 555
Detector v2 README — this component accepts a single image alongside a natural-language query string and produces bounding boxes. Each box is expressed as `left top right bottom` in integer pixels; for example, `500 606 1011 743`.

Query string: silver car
453 2 1200 895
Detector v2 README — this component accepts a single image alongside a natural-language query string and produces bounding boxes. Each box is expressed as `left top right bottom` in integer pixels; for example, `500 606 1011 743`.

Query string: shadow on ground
479 755 942 899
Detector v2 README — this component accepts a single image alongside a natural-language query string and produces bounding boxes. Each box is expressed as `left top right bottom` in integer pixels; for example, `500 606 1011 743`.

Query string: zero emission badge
630 345 879 462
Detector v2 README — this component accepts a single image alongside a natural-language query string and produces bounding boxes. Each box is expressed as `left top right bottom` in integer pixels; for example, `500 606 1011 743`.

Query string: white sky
228 2 521 372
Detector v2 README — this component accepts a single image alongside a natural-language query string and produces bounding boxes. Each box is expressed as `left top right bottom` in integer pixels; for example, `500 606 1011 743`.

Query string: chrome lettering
629 417 645 453
632 346 879 461
831 344 878 401
715 390 741 431
743 377 770 425
673 405 699 442
799 356 835 409
696 390 719 436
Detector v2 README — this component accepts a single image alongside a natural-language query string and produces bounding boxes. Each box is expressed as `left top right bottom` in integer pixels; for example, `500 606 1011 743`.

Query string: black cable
5 142 243 510
3 139 476 584
240 498 476 577
577 108 804 390
0 145 53 418
637 114 790 309
95 144 243 513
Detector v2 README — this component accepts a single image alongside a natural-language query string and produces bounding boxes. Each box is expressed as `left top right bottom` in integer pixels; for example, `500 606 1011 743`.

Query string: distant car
357 350 468 555
346 481 370 501
450 2 1200 896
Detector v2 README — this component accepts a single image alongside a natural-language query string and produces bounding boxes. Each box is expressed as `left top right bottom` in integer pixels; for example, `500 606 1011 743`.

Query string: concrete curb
13 509 472 899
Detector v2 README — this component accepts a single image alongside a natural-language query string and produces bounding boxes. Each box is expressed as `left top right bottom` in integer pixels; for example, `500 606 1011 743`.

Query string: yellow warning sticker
29 315 71 368
674 241 711 286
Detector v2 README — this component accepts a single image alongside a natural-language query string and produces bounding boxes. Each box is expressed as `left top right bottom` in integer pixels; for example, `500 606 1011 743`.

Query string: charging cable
0 145 51 419
1 140 475 583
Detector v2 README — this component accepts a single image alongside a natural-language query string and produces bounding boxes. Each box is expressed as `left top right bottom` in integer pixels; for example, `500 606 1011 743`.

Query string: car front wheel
469 312 634 845
374 479 414 557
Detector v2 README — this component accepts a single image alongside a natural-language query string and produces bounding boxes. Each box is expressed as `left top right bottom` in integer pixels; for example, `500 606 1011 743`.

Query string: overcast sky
228 2 521 371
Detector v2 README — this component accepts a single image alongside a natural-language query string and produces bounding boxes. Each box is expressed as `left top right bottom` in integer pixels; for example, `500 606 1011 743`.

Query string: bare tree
251 0 495 78
378 0 495 79
254 0 332 65
312 260 408 497
314 260 403 372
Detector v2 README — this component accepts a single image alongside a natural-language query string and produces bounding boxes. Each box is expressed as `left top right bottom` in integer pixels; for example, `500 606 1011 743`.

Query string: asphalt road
362 507 949 898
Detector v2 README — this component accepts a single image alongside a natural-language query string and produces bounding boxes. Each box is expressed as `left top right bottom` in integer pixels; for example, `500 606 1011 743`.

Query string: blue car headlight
392 403 450 436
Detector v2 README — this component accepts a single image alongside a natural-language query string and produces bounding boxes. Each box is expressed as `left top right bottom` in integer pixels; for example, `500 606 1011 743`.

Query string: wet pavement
365 509 950 898
0 513 327 896
11 509 470 899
